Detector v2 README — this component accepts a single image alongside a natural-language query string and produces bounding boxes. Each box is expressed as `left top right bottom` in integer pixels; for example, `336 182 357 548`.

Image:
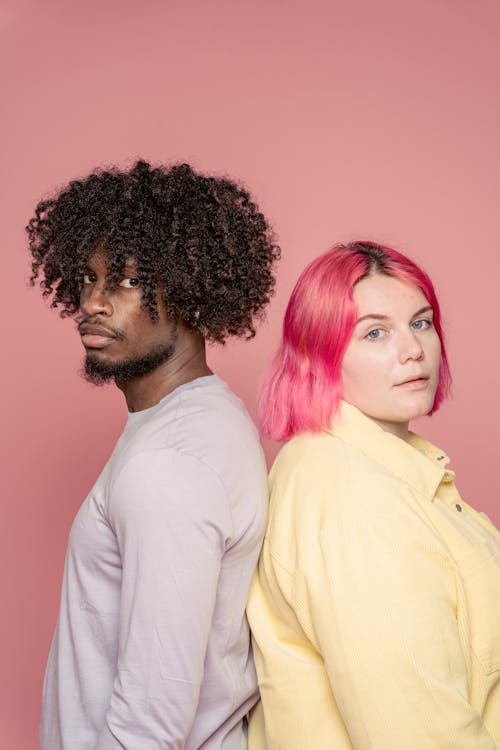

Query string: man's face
78 250 177 384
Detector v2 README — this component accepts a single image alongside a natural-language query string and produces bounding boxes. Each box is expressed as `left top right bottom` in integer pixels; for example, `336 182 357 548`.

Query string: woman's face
341 273 442 439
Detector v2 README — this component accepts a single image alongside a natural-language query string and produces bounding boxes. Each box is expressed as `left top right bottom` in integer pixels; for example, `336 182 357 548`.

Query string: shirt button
455 503 462 512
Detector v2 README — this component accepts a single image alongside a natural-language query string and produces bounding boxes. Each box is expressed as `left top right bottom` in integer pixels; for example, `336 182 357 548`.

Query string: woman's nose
398 331 424 363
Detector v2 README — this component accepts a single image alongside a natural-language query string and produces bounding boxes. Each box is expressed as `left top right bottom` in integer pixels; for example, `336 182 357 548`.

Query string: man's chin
81 341 176 386
81 355 117 385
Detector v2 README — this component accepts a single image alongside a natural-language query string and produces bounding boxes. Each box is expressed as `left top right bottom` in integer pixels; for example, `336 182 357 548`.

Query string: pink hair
259 241 452 441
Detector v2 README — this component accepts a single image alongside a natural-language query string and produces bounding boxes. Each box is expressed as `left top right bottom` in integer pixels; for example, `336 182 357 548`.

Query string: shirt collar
325 401 451 501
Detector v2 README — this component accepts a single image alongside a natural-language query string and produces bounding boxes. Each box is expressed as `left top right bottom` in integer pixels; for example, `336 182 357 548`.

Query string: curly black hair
26 160 280 343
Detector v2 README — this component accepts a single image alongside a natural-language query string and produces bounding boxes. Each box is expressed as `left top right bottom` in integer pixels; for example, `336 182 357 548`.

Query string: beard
83 338 176 385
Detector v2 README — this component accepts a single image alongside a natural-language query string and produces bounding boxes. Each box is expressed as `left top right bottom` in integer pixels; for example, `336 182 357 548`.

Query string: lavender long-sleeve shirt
40 375 268 750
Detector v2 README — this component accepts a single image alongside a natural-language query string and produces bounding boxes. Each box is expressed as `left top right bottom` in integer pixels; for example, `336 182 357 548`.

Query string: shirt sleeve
94 448 232 750
291 480 497 750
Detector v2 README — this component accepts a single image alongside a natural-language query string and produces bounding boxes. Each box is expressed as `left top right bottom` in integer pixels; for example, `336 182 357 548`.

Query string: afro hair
27 160 280 343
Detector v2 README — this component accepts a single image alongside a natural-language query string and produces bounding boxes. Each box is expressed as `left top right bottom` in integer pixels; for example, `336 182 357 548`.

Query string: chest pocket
458 536 500 675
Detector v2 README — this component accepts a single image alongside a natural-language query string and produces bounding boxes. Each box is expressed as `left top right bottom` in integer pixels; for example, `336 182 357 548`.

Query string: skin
341 273 442 440
78 249 211 412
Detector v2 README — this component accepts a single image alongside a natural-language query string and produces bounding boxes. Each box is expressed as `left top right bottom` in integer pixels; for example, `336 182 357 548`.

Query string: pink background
2 0 499 746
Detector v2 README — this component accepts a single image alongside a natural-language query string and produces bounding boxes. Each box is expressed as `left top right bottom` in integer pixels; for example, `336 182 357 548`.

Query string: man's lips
79 323 117 349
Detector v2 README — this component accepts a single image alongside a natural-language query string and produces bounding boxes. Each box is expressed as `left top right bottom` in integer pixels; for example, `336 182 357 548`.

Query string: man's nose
80 283 113 317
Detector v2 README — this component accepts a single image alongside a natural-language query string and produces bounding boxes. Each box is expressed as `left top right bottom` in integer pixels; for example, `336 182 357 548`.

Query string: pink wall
2 0 499 746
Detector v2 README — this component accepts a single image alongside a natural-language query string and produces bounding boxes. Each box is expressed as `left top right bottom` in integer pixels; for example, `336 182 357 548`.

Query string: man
27 160 279 750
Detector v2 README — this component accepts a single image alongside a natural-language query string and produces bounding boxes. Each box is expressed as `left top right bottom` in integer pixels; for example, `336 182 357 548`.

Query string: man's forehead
86 248 138 271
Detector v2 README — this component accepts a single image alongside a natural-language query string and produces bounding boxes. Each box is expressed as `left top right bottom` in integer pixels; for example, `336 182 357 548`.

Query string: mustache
77 317 125 340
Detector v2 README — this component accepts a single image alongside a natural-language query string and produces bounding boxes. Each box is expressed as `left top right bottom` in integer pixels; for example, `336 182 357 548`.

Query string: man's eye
83 273 96 284
120 278 140 288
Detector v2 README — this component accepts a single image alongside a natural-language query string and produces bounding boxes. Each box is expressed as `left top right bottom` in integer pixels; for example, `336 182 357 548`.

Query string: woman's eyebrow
411 305 433 318
355 313 389 324
356 305 433 325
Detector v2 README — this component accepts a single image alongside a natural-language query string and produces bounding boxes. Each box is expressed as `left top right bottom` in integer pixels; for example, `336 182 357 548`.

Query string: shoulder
110 446 228 504
266 429 448 565
106 377 267 530
271 430 350 486
265 431 357 567
120 375 265 478
270 429 402 512
158 375 262 461
105 446 234 543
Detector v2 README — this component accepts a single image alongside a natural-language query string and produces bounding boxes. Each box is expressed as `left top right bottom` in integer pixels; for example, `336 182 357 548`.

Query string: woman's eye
83 273 96 285
366 328 385 341
120 277 140 288
411 318 432 331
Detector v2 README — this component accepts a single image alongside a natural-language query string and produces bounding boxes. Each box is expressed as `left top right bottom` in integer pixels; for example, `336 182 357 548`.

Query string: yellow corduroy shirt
247 401 500 750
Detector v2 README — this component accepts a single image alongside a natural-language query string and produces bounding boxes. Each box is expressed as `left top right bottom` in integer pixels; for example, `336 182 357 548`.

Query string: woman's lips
395 377 429 390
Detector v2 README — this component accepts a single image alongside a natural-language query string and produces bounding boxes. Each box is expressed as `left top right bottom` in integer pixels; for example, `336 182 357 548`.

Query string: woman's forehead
353 274 429 317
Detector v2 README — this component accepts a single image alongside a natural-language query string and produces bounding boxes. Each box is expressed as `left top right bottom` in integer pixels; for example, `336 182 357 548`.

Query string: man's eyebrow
123 261 139 273
355 305 433 325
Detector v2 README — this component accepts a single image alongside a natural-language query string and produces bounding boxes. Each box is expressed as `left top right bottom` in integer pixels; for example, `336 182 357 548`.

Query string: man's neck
117 342 212 413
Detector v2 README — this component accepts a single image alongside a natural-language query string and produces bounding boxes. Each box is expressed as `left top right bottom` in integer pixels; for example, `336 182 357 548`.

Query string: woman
247 241 500 749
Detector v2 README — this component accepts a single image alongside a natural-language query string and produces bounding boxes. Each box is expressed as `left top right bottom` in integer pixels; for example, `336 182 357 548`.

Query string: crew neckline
126 374 220 422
